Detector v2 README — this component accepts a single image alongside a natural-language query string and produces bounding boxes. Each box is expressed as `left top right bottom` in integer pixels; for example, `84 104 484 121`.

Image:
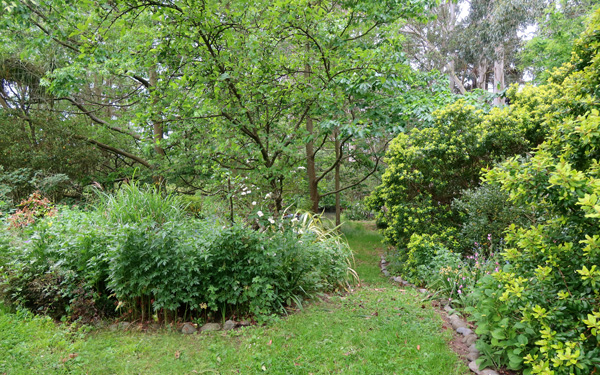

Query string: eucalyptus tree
403 0 547 98
520 0 598 84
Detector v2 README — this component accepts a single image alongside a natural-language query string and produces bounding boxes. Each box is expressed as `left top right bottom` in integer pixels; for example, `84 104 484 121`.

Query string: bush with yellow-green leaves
470 109 600 374
367 96 535 254
468 10 600 375
371 7 600 375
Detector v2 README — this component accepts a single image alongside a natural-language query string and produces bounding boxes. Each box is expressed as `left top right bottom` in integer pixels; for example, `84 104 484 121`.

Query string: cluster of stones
380 256 498 375
181 319 241 334
108 319 245 334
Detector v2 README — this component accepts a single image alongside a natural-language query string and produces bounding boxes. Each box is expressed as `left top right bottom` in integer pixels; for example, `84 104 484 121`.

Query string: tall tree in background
403 0 547 99
520 0 598 84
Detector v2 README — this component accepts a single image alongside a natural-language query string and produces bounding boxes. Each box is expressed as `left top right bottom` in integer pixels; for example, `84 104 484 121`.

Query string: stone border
380 256 498 375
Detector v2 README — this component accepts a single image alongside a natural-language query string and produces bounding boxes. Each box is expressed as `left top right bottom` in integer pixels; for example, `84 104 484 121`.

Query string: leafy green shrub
344 201 374 221
0 185 355 323
470 109 600 375
367 99 533 251
402 233 451 283
452 183 533 256
1 208 114 320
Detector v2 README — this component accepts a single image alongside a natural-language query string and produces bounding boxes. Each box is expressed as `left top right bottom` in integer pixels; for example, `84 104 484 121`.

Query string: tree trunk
304 42 319 213
149 68 165 157
493 45 505 105
305 114 319 212
334 129 341 226
476 60 488 90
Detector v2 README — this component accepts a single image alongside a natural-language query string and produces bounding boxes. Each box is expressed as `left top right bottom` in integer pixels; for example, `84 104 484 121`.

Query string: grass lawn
0 221 469 374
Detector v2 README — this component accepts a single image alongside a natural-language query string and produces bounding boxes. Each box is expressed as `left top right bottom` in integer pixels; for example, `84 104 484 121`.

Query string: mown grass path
1 222 469 374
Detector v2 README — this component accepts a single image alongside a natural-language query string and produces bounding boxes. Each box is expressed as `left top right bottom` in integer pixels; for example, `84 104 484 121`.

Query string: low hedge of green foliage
369 8 600 375
0 184 355 323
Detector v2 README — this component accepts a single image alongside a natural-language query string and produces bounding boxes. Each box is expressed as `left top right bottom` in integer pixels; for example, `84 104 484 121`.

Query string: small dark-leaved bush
0 184 355 323
452 183 533 257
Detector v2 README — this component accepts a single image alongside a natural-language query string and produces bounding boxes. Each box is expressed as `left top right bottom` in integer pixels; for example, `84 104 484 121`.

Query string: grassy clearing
0 221 469 375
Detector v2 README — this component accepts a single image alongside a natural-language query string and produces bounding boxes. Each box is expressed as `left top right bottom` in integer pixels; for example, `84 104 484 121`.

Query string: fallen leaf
68 353 78 359
417 345 421 351
267 339 272 346
261 365 267 371
174 350 180 359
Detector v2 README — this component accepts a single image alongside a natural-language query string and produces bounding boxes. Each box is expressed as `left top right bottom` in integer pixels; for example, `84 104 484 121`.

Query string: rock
238 320 251 327
443 305 453 313
468 361 482 374
480 370 499 375
393 276 404 283
449 315 467 330
382 270 390 277
418 288 427 294
467 351 480 361
456 327 473 336
464 334 478 346
401 280 411 286
468 344 479 353
108 323 119 332
118 322 131 331
200 322 221 332
181 322 197 334
222 320 236 331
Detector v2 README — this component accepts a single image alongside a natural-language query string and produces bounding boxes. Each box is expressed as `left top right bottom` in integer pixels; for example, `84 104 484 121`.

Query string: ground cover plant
0 184 355 324
0 222 469 375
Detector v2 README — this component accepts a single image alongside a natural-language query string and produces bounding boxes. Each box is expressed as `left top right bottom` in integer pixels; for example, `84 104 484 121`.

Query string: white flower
241 192 246 196
252 201 257 206
297 166 306 170
268 217 275 224
257 211 264 217
265 193 272 199
247 190 251 194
